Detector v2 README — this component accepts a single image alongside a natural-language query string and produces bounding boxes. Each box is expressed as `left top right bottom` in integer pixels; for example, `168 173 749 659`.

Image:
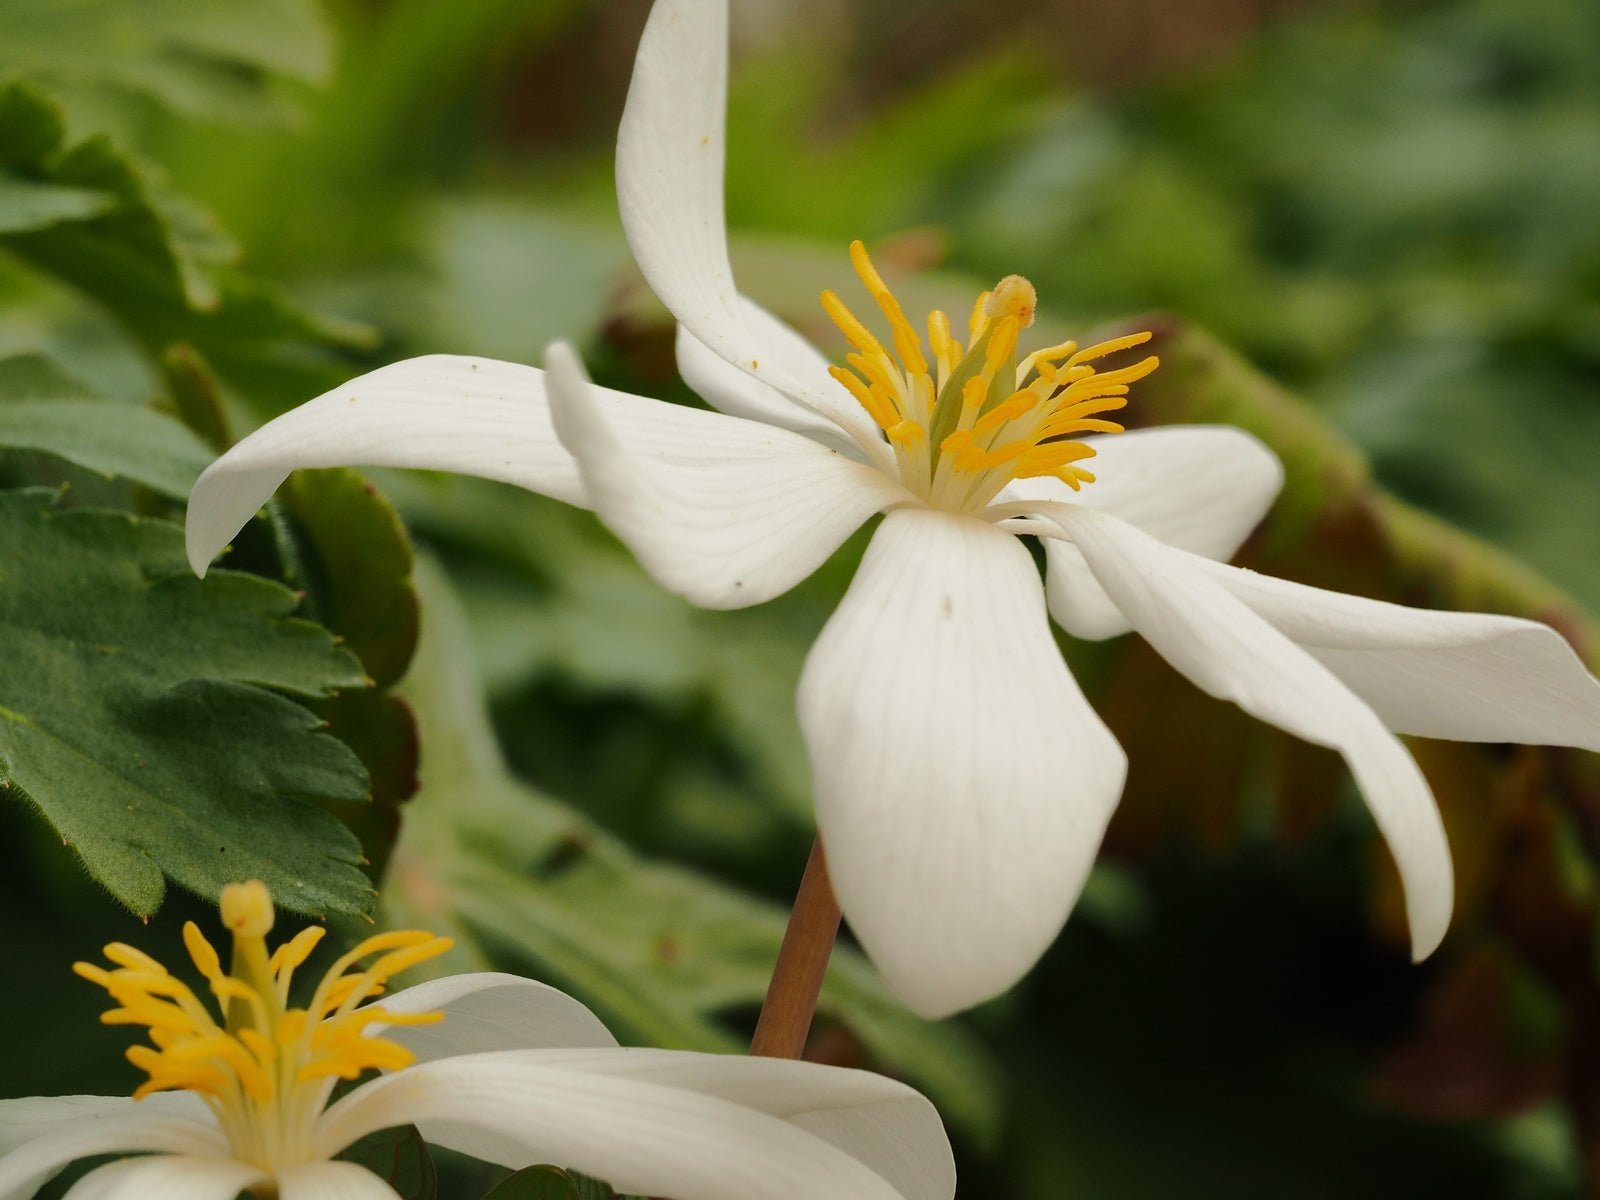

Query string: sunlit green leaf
0 352 213 497
0 488 373 916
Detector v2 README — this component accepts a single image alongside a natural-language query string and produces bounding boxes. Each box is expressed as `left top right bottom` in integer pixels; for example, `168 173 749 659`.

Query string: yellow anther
960 376 988 414
982 317 1020 379
103 944 169 974
967 291 992 342
829 365 898 432
183 923 224 983
220 881 274 939
887 420 925 445
76 879 450 1167
941 429 976 456
819 238 1155 511
368 937 455 982
820 291 885 357
927 311 960 383
972 390 1038 434
849 241 929 377
268 925 326 977
1066 331 1153 368
985 275 1037 329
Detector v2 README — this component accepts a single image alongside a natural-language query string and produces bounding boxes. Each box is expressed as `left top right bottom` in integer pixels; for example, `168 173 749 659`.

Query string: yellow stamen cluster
822 240 1158 513
75 880 452 1170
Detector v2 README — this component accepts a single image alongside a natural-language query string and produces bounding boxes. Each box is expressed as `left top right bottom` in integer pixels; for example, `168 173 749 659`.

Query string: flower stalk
750 839 843 1060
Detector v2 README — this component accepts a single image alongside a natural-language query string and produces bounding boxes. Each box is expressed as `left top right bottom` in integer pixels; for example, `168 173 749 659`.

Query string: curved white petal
0 1096 198 1153
313 1053 933 1200
544 342 908 609
423 1048 953 1200
186 354 583 575
676 312 889 466
373 972 618 1061
797 508 1127 1018
616 0 879 458
1000 426 1284 640
63 1156 264 1200
0 1111 225 1200
1044 503 1454 960
276 1161 401 1200
1198 562 1600 750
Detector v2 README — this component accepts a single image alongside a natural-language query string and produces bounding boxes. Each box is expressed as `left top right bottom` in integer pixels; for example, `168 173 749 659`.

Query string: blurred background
3 0 1600 1195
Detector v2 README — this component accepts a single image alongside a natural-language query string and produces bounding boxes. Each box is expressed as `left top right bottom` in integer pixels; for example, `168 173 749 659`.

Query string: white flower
185 0 1600 1019
0 882 952 1200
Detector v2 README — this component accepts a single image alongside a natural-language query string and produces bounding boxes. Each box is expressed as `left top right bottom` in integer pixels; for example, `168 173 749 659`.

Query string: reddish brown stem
749 839 842 1059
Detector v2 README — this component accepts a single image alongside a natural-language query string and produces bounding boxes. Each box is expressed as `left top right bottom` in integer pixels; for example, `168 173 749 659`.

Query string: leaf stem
749 838 842 1059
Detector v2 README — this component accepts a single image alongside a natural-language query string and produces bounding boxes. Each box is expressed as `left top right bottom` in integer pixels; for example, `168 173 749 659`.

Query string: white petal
276 1161 401 1200
63 1156 265 1200
372 972 618 1060
313 1053 936 1200
1000 426 1284 640
417 1047 953 1200
1043 503 1454 959
0 1110 225 1200
1198 561 1600 750
616 0 880 457
676 308 892 467
543 341 908 608
185 354 582 575
0 1096 200 1153
797 508 1127 1018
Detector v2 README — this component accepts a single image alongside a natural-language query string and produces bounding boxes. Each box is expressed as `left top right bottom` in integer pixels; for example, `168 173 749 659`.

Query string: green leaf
279 468 420 690
480 1166 624 1200
0 78 376 411
381 557 1003 1147
0 0 334 125
337 1124 438 1200
0 173 113 233
0 488 374 917
0 353 214 498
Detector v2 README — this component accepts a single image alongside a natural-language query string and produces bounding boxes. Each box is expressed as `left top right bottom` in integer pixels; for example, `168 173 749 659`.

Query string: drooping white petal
185 354 583 575
62 1155 265 1200
797 508 1127 1018
313 1053 932 1200
0 1110 225 1200
1041 503 1454 959
544 342 909 608
999 426 1284 640
1197 561 1600 750
0 1095 201 1154
275 1161 401 1200
373 972 617 1061
616 0 877 456
422 1047 953 1200
676 310 891 467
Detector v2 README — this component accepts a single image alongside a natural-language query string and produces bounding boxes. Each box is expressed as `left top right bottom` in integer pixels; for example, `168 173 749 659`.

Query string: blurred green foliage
3 0 1600 1196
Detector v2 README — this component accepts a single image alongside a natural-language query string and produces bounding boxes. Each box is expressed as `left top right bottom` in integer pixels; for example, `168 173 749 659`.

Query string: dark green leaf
0 353 214 498
480 1166 624 1200
337 1125 438 1200
280 468 419 689
480 1167 578 1200
0 488 373 916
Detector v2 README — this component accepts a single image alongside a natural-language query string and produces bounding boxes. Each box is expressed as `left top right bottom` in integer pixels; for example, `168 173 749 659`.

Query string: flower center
75 881 451 1171
821 240 1158 513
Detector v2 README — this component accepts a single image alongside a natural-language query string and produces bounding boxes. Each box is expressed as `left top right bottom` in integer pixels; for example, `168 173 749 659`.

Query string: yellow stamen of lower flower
821 239 1157 511
76 880 452 1171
